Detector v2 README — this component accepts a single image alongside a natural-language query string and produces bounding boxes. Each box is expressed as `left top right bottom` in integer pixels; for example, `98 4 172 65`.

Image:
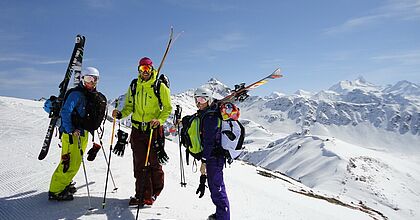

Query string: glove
112 109 122 119
156 146 169 164
196 174 207 198
153 128 169 164
87 143 101 161
113 129 128 157
62 154 70 173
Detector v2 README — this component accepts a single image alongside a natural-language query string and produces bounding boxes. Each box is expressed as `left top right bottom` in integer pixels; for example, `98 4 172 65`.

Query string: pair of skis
38 35 85 160
220 68 283 103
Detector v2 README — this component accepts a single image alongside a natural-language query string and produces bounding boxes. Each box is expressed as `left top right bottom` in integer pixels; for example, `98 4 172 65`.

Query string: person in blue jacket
48 67 100 201
193 87 230 220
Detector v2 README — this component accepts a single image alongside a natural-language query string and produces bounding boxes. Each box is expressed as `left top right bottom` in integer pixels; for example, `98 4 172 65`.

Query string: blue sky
1 0 419 100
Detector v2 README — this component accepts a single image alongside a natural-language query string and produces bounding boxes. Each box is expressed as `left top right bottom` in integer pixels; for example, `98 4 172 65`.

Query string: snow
1 96 380 220
1 76 419 220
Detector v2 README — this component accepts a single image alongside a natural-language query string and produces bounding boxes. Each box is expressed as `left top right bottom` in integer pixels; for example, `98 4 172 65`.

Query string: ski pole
136 128 154 220
97 130 118 191
78 135 93 211
174 105 186 187
102 99 118 209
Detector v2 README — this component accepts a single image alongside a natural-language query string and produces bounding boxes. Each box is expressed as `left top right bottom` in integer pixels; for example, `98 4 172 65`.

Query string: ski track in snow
0 96 387 220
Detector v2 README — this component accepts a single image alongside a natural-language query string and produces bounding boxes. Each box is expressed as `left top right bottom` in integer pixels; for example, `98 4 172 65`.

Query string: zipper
140 85 145 122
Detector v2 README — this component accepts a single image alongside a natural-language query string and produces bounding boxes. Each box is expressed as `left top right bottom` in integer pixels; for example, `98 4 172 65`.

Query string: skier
192 87 230 220
48 67 101 201
112 57 172 206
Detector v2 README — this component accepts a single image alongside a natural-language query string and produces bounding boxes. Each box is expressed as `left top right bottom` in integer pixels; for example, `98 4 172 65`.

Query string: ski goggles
83 75 98 84
138 65 153 73
194 96 209 104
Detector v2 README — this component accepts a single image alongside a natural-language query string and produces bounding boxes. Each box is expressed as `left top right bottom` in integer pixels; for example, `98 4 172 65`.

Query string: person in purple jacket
193 87 230 220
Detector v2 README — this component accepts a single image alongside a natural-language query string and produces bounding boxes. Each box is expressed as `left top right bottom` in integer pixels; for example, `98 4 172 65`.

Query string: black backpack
65 87 107 133
129 74 170 110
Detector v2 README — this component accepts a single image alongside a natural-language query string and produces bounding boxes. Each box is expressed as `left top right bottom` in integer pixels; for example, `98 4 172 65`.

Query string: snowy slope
0 96 381 220
166 77 420 220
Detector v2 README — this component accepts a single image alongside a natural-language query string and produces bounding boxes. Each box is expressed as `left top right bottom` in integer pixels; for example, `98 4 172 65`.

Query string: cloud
371 50 420 65
324 0 420 34
0 67 62 89
0 53 81 65
206 32 247 52
186 32 247 60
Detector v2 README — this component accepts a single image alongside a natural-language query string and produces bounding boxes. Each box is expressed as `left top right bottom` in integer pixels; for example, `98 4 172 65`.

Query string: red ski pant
130 127 164 200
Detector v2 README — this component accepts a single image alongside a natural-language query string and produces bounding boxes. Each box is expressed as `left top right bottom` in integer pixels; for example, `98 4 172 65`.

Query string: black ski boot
128 196 144 207
48 190 74 201
207 213 216 220
66 182 77 194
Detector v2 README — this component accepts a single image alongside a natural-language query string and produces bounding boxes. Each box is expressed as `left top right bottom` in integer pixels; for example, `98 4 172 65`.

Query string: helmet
82 67 100 78
194 87 213 104
139 57 153 66
82 67 100 89
194 87 212 98
220 102 240 120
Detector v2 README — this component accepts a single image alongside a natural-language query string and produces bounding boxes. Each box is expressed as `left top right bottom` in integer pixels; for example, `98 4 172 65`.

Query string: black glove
153 129 169 164
116 111 122 119
156 146 169 164
62 154 70 173
87 143 101 161
113 129 128 157
196 174 207 198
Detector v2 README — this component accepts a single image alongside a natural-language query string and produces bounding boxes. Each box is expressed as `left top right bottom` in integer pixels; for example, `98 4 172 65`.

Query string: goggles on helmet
194 96 209 104
83 75 98 84
138 65 153 73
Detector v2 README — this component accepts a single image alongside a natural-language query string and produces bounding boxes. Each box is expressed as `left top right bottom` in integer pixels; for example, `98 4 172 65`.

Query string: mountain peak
328 76 380 95
383 80 420 97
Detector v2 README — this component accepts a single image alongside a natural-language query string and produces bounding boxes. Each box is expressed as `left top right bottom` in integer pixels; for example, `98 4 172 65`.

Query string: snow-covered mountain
167 77 420 220
0 96 383 220
31 76 419 219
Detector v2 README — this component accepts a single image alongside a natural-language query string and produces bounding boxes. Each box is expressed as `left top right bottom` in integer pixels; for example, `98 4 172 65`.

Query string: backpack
71 88 107 133
180 102 245 164
46 86 106 134
129 74 170 110
43 87 107 133
180 113 204 161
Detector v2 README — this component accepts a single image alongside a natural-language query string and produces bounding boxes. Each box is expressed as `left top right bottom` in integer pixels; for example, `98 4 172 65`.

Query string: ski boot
128 196 144 207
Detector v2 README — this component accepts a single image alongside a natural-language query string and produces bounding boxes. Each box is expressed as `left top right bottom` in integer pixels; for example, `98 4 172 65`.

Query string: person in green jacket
112 57 172 206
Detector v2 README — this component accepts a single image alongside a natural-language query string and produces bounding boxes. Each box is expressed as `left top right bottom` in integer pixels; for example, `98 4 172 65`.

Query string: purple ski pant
207 157 230 220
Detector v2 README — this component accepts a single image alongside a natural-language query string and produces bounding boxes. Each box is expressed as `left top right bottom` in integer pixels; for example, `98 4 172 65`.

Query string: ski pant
49 131 89 194
207 157 230 220
130 126 164 200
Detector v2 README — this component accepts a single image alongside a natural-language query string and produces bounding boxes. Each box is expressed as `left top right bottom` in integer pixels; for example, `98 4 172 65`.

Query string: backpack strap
129 79 138 112
153 79 163 110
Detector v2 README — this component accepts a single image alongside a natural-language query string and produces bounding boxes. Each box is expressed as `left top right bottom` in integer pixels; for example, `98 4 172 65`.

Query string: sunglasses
138 65 153 73
195 96 209 104
83 75 98 84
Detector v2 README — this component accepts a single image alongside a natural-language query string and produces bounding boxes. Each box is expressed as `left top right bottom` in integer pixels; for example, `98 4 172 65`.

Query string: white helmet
82 67 100 89
82 67 100 78
194 87 213 103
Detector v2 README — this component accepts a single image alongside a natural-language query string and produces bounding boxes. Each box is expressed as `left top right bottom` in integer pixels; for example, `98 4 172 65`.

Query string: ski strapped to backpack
39 35 85 160
180 68 283 164
180 102 246 165
129 27 181 111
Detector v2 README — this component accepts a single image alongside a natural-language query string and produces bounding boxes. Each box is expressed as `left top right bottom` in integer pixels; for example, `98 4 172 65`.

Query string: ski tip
270 68 283 78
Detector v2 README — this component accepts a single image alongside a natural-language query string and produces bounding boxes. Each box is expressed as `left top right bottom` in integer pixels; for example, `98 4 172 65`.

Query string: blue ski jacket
60 84 87 134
